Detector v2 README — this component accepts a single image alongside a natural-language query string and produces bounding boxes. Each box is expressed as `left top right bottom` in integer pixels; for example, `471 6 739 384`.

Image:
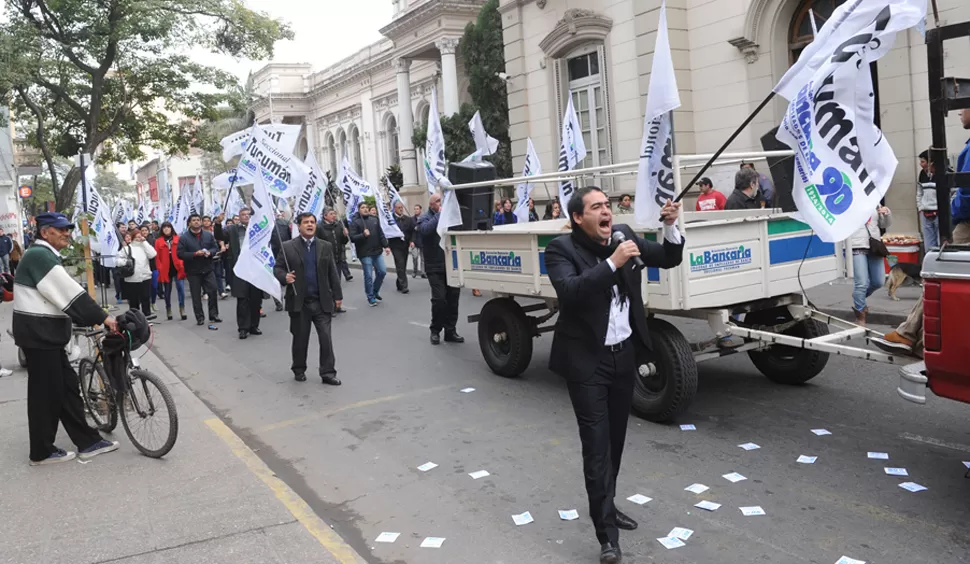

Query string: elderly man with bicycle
13 212 120 466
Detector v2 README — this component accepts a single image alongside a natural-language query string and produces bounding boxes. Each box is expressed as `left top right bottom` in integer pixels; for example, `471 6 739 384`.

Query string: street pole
76 152 97 300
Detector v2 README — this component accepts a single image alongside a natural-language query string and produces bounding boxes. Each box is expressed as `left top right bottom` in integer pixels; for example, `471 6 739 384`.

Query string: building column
436 37 461 115
394 58 418 187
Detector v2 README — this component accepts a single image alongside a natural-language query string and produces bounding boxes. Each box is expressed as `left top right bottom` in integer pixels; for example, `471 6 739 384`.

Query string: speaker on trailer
760 127 796 213
448 161 497 231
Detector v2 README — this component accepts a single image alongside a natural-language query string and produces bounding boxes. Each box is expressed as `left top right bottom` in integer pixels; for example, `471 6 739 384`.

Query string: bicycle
77 327 179 458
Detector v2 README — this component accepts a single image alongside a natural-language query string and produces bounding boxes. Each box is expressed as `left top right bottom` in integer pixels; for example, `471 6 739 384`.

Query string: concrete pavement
0 308 366 564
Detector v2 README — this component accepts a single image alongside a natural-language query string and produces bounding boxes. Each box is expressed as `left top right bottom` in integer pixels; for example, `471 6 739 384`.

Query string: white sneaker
0 368 12 377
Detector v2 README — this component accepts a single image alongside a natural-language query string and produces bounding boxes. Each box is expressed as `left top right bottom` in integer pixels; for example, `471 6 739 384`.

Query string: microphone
611 229 644 270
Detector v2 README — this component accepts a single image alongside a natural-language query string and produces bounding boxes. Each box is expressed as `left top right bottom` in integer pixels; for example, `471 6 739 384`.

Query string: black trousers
123 280 152 317
236 282 263 332
566 342 636 546
187 271 219 322
390 243 409 291
336 259 351 280
289 299 335 377
427 272 460 333
25 348 103 461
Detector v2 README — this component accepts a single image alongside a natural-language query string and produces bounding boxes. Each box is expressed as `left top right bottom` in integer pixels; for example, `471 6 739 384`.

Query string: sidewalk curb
821 308 905 327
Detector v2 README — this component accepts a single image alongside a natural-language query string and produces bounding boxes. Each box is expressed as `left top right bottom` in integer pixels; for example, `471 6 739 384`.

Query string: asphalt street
149 275 970 564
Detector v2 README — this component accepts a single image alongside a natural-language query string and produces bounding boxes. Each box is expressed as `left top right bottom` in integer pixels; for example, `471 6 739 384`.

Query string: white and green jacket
13 240 107 349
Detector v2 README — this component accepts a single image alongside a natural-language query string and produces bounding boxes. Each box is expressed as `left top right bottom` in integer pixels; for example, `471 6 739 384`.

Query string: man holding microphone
545 187 684 564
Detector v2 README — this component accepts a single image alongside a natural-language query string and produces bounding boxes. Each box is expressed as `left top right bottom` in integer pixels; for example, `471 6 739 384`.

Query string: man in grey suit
274 212 343 385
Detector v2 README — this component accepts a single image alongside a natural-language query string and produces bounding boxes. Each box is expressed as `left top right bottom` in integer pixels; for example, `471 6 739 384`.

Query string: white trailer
442 153 910 421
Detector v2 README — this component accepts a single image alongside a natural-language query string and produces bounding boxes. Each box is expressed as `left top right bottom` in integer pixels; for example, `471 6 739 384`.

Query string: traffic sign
18 185 32 198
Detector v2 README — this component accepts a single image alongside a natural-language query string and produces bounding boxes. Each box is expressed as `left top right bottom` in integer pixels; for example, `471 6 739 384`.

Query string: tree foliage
0 0 292 211
411 103 477 165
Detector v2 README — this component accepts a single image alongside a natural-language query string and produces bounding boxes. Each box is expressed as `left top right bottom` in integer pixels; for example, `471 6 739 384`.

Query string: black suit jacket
273 237 343 313
176 229 219 276
544 224 684 382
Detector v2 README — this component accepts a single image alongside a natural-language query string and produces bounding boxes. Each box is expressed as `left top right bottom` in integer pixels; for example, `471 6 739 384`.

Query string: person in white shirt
121 231 157 320
544 186 685 564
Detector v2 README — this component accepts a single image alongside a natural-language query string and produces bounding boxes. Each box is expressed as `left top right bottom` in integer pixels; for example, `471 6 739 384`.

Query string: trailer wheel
632 318 698 423
478 298 534 378
746 309 829 385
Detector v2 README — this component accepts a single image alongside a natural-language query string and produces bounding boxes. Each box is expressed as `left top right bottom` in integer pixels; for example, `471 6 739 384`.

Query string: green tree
411 104 477 166
0 0 292 211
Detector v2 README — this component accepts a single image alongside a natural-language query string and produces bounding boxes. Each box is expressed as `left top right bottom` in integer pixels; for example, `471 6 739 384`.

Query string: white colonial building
256 0 970 235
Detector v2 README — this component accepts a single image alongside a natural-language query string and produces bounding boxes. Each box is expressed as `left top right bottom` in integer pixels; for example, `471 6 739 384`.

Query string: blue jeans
359 254 387 301
150 270 159 304
921 214 940 249
161 279 185 309
852 252 885 312
214 260 226 293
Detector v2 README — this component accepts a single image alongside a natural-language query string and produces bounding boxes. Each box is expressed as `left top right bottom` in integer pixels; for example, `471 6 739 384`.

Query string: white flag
374 179 405 240
135 200 148 225
462 110 499 162
424 88 451 195
233 173 282 301
557 95 587 212
775 0 925 242
337 156 373 218
220 123 302 163
294 151 327 220
212 168 248 190
193 175 205 215
236 126 312 198
634 0 681 228
384 177 407 208
437 190 463 251
226 187 245 221
173 188 191 233
514 138 543 223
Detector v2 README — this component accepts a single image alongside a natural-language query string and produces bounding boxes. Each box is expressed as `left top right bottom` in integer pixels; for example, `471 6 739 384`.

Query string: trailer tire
632 318 698 423
746 310 829 385
478 298 534 378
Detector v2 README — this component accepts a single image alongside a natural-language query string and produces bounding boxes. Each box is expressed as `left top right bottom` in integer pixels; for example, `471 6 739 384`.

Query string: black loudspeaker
760 127 796 212
448 161 497 231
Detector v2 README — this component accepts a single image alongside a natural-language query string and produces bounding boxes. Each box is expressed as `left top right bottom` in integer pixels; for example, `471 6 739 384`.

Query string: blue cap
36 212 75 230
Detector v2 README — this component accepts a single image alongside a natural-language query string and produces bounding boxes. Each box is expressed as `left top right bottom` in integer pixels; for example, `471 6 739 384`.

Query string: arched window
297 136 309 161
337 128 347 166
415 101 431 185
348 124 363 174
326 133 337 175
385 114 400 168
789 0 846 63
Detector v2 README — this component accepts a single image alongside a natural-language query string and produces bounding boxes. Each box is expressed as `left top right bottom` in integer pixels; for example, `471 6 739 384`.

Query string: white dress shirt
602 224 682 346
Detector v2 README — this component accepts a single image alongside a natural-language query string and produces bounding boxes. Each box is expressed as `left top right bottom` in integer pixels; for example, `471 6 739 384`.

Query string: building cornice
538 9 613 58
380 0 486 42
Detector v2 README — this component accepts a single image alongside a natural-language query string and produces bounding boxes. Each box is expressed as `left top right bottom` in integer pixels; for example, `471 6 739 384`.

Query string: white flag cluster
635 1 681 229
514 138 542 223
337 156 373 219
236 126 312 198
557 96 587 212
294 151 327 221
774 0 925 242
77 182 119 263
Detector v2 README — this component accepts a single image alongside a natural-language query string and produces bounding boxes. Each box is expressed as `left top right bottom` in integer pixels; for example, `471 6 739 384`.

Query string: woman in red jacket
154 222 187 321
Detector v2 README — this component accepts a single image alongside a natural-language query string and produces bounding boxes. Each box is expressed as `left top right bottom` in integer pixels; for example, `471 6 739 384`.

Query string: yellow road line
204 418 364 564
260 384 458 432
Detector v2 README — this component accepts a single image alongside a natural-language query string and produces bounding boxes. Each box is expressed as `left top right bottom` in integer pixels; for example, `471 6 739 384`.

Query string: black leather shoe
249 328 263 336
430 332 441 345
294 373 307 382
238 331 248 340
196 319 205 326
401 288 409 294
275 302 284 312
321 375 342 386
615 510 638 531
444 331 465 343
599 543 621 564
211 317 222 323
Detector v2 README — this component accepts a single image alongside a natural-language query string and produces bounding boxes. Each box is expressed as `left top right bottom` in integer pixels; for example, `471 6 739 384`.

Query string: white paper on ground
460 388 475 393
884 467 909 477
835 556 867 564
962 461 970 469
738 442 761 450
375 532 400 543
797 455 818 464
657 536 686 549
680 424 696 431
420 537 446 548
559 509 579 520
417 462 438 472
868 452 889 460
685 483 710 494
695 500 721 511
722 472 747 483
512 511 534 526
739 506 766 516
898 482 927 492
626 494 652 505
668 527 694 541
469 470 490 480
811 428 832 436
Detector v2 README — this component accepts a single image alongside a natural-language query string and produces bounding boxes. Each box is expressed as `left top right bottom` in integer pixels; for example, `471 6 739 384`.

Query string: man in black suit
176 213 221 326
224 207 265 339
274 212 343 385
545 186 684 564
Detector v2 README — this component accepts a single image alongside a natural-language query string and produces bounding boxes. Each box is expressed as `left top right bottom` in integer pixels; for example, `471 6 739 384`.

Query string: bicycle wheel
120 369 178 458
78 357 118 432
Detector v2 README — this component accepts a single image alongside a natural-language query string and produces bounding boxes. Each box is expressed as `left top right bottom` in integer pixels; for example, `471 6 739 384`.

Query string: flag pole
671 91 776 204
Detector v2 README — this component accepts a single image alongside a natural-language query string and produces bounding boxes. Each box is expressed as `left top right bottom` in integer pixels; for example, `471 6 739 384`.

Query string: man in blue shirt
951 108 970 243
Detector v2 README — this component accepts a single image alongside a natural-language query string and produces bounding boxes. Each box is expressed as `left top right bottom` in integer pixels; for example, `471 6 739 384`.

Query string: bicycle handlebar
72 327 106 338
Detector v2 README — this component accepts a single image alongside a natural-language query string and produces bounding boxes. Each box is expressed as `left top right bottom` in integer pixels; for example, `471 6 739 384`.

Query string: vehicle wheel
17 347 26 368
477 298 534 378
78 357 118 432
121 369 179 458
632 318 698 423
745 308 830 385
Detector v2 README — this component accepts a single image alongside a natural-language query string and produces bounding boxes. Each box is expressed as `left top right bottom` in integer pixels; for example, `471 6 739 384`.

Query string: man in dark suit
274 212 343 385
224 207 265 339
545 186 684 564
176 213 221 326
